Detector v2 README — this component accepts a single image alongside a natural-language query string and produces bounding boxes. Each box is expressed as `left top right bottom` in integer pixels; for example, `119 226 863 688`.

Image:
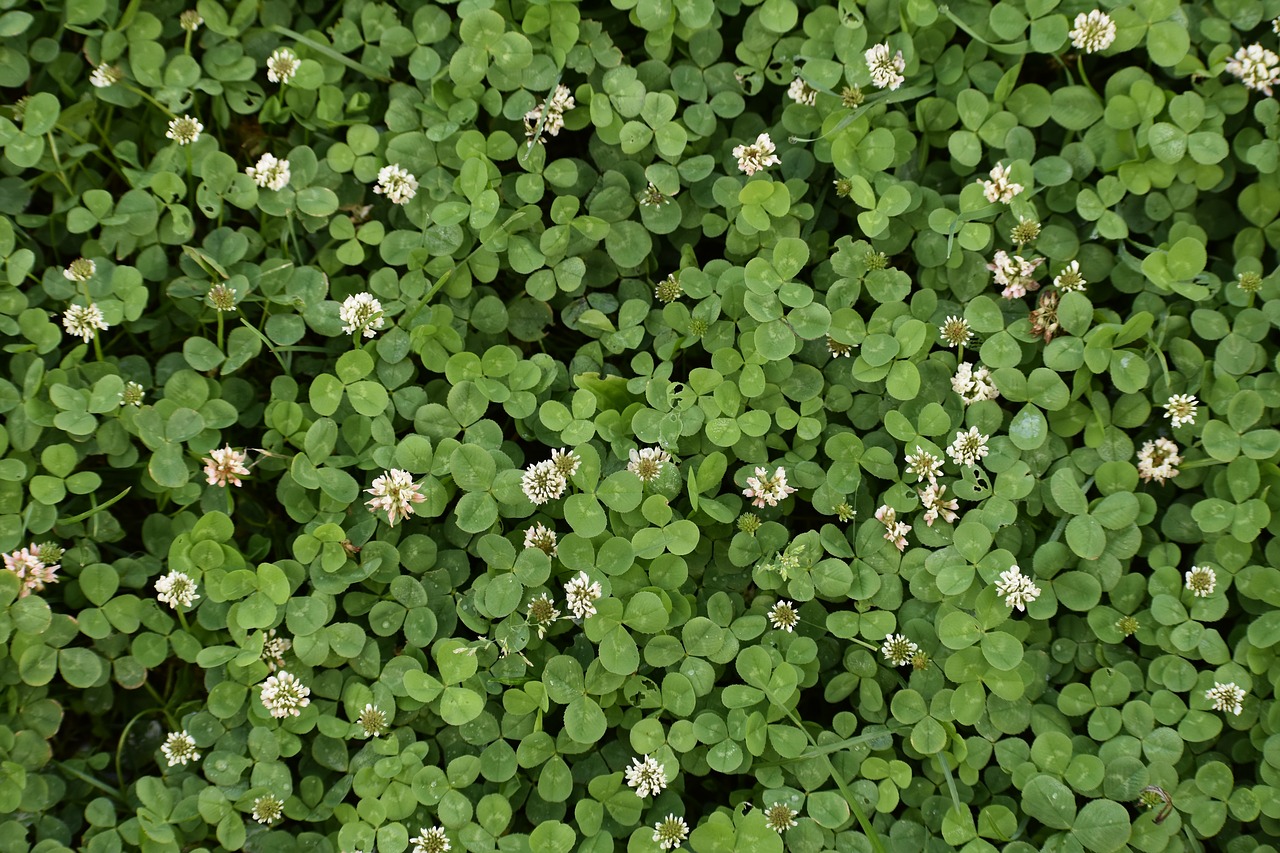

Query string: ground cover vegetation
0 0 1279 851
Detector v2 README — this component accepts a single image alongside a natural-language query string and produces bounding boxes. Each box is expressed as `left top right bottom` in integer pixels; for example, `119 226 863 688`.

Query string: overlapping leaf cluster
0 0 1278 851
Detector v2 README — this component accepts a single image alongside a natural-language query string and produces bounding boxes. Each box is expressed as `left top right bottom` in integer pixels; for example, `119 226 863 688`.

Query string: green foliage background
0 0 1278 850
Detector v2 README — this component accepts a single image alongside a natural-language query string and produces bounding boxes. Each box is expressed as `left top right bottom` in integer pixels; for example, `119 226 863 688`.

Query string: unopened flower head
207 283 237 312
365 468 427 526
919 483 959 526
1069 10 1117 53
881 633 919 666
768 600 800 633
260 670 311 718
655 273 682 303
549 448 581 478
166 115 203 145
1137 437 1182 484
357 703 388 737
1206 682 1246 715
743 466 798 508
339 292 385 338
640 181 670 207
1117 614 1140 635
764 803 799 832
787 77 818 106
203 445 250 487
1054 260 1087 292
118 383 144 411
246 153 291 190
161 731 200 767
624 754 668 798
628 446 672 482
410 826 451 853
373 164 418 204
2 546 60 598
62 303 109 343
1030 289 1062 343
952 362 999 405
522 459 568 505
939 316 973 348
156 570 199 610
827 336 854 357
1010 217 1041 245
833 177 853 197
865 250 889 270
1237 271 1263 293
524 84 575 143
840 85 865 108
988 250 1043 299
947 426 991 467
995 565 1041 612
1185 565 1217 597
652 814 690 850
90 63 122 88
1164 394 1199 428
1226 44 1280 96
903 446 943 483
836 501 856 522
865 42 905 90
523 522 558 557
564 571 602 619
262 628 291 672
874 505 911 552
266 47 299 84
251 794 283 826
179 10 202 31
526 593 561 638
733 132 781 176
64 257 96 281
737 512 761 534
980 163 1023 204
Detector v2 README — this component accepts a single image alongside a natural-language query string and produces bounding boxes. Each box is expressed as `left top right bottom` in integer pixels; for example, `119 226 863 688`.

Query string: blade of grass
784 708 887 853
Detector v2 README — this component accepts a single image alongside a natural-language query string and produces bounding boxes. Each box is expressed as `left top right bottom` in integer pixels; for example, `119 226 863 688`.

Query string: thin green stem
54 760 126 803
1076 55 1097 96
122 84 173 114
46 133 74 194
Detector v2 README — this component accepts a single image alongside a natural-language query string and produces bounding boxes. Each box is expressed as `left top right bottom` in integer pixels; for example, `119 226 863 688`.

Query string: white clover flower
90 63 122 88
979 163 1024 204
266 47 299 84
1205 682 1246 715
639 181 670 207
988 250 1043 299
155 571 199 610
166 115 203 145
564 571 602 619
64 257 96 281
655 273 682 303
1226 44 1280 96
768 600 799 633
62 303 109 343
881 634 919 666
2 545 59 598
549 448 581 477
732 132 781 176
1053 260 1087 292
207 283 237 312
1164 394 1199 428
874 505 911 552
365 468 427 526
410 825 451 853
951 362 999 405
260 671 311 718
120 381 146 407
251 793 283 826
203 445 250 487
373 164 418 204
628 446 671 482
947 426 991 467
827 336 854 357
262 628 291 672
522 459 568 505
526 593 561 638
523 522 558 557
743 466 799 508
652 814 690 850
624 754 668 798
179 10 202 31
524 84 575 143
161 731 200 767
919 483 959 526
763 803 799 832
938 316 973 348
357 703 388 737
1136 437 1182 485
865 42 905 90
339 292 385 338
246 153 291 191
995 565 1041 612
787 77 818 106
1069 10 1117 53
1185 566 1217 597
903 447 943 484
